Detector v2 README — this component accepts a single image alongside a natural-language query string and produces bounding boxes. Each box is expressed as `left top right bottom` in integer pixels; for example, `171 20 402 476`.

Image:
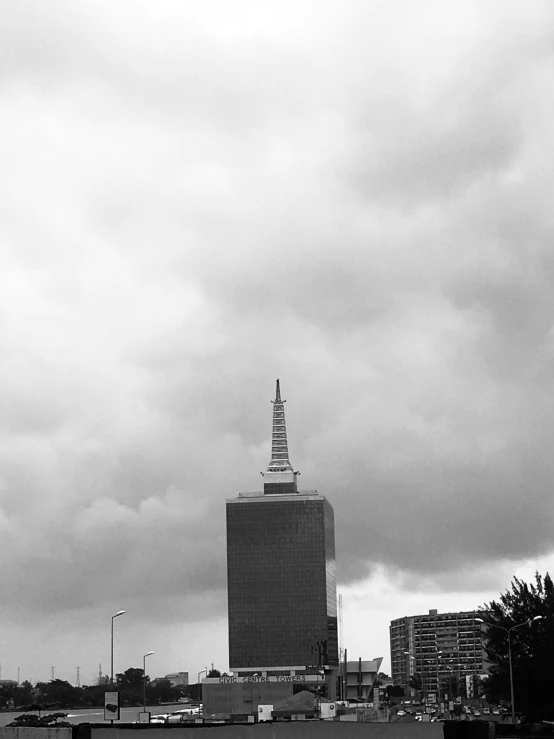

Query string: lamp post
110 610 126 686
476 615 543 724
198 667 208 702
436 651 443 703
143 651 154 712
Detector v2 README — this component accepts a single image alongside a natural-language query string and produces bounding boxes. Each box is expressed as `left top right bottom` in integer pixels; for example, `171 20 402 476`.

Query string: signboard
104 691 120 721
138 712 151 724
374 688 380 704
258 705 273 722
427 692 437 704
320 703 337 719
465 675 474 698
204 675 325 684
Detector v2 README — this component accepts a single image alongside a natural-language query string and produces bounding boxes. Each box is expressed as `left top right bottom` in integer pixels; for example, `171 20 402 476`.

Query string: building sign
203 675 325 684
104 691 120 721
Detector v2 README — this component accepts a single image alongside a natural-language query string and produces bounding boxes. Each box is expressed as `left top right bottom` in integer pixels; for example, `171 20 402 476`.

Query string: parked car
397 711 406 717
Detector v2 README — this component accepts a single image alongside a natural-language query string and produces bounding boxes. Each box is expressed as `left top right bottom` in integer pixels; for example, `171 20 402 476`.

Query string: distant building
164 672 188 687
226 380 338 677
206 380 339 716
343 658 383 702
390 609 488 698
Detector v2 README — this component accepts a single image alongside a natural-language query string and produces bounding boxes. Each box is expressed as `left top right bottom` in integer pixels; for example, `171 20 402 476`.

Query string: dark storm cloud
1 0 554 641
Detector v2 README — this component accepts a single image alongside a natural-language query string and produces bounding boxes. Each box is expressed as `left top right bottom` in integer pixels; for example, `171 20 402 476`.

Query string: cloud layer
1 0 554 678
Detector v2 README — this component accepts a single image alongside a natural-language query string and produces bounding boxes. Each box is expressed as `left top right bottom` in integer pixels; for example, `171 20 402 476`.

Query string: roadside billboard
104 691 120 721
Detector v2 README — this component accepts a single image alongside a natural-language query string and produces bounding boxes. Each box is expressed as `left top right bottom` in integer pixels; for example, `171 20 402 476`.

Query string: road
0 703 188 727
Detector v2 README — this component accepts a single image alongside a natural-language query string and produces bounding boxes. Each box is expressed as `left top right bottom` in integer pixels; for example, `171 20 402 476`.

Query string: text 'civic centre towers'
226 380 338 676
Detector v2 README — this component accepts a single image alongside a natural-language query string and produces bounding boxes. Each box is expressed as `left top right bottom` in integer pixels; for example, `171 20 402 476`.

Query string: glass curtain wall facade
227 492 338 670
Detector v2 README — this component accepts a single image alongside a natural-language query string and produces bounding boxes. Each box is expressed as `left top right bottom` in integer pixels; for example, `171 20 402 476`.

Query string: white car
397 710 406 717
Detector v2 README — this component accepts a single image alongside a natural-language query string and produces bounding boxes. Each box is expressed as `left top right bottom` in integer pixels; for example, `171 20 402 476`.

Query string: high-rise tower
226 380 338 680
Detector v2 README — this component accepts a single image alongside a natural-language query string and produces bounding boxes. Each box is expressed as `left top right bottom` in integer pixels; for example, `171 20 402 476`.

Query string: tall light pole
476 615 543 724
198 667 208 701
435 651 443 702
110 610 126 686
143 651 154 712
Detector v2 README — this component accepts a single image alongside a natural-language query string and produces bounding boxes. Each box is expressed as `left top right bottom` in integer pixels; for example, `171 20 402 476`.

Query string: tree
408 673 424 702
482 572 554 720
386 685 405 697
146 679 181 705
116 668 145 691
116 668 145 706
207 669 221 678
34 680 82 709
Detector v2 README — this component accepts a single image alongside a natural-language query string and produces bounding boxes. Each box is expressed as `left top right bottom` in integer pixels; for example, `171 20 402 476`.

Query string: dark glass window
226 496 338 669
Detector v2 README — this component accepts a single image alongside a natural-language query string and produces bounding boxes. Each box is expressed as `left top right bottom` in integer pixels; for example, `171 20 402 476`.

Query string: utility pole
76 667 80 687
51 666 55 681
17 667 20 685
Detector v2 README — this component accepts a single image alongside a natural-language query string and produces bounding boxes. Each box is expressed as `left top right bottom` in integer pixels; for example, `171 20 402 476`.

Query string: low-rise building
164 672 189 687
343 658 383 702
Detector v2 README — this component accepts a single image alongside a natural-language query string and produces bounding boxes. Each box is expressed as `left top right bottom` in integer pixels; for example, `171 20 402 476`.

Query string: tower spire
263 379 298 495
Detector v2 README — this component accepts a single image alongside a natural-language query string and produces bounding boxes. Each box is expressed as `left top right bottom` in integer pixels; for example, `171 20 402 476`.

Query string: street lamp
143 651 154 712
110 610 126 685
476 615 543 724
435 651 443 701
198 667 208 701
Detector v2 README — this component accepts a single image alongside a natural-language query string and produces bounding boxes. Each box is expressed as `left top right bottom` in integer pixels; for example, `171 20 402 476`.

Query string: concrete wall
203 681 294 715
83 722 444 739
0 729 73 739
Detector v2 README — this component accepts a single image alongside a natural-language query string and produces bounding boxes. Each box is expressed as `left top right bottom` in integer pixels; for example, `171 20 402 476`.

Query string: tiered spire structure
263 379 298 495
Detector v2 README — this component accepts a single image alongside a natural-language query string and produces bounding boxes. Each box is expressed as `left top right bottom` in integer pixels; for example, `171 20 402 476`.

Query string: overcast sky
1 0 554 685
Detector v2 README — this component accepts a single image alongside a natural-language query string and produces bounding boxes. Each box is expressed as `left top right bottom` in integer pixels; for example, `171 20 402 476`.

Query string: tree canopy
482 571 554 720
